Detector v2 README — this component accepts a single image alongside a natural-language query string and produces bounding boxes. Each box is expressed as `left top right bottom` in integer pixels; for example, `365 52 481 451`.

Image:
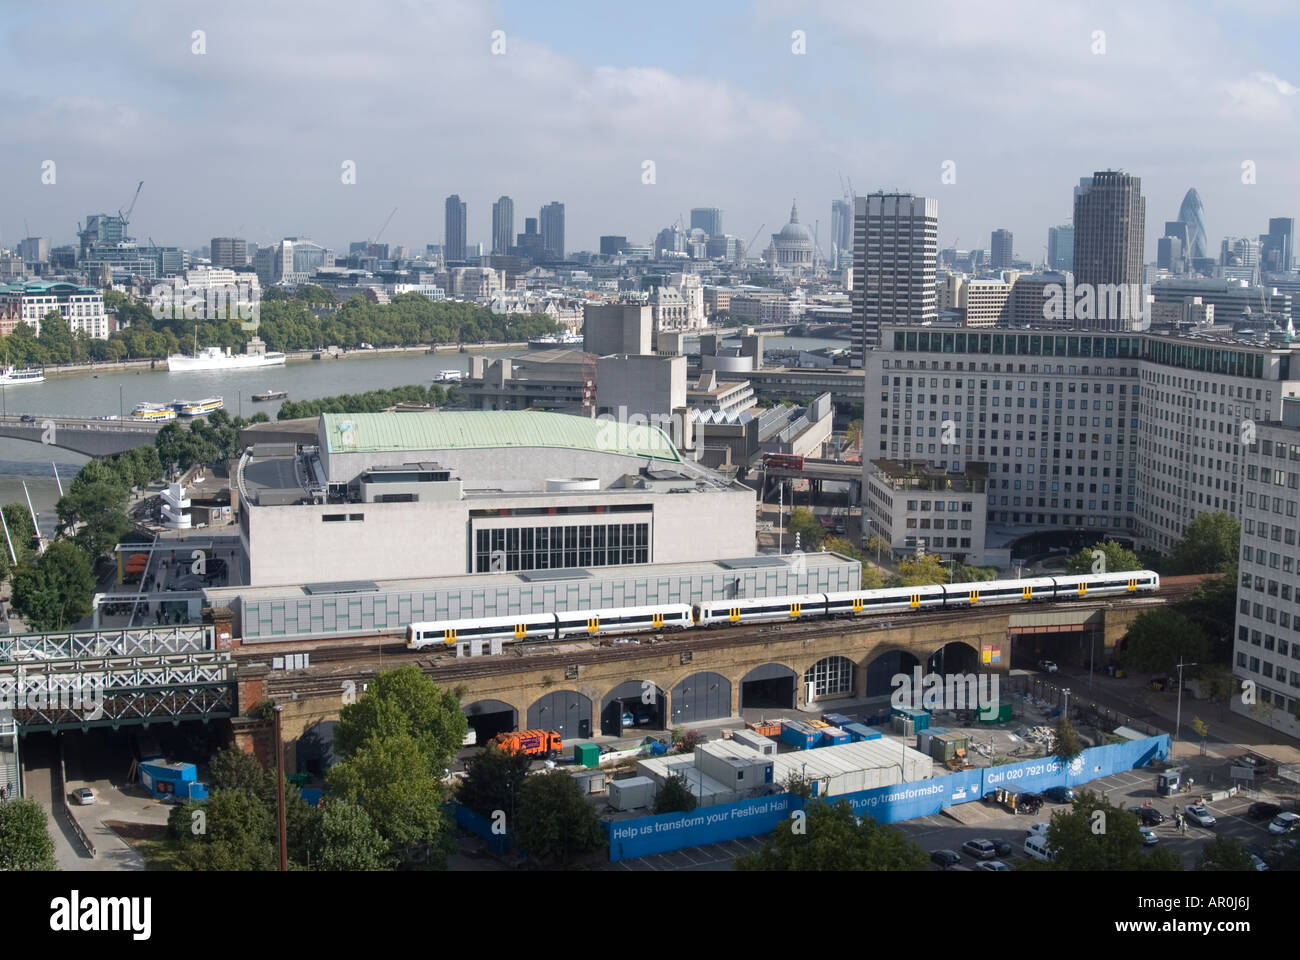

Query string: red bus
763 453 804 470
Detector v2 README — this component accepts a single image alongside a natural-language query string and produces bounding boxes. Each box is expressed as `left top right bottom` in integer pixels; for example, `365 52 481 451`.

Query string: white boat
435 370 463 382
167 345 286 372
0 366 45 385
131 402 177 422
527 331 584 349
174 397 224 417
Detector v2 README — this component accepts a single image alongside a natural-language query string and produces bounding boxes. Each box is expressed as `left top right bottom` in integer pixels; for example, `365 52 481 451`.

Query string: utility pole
273 704 288 871
1173 657 1197 760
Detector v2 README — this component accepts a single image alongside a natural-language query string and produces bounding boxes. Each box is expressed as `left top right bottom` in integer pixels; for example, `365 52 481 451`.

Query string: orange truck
493 729 562 758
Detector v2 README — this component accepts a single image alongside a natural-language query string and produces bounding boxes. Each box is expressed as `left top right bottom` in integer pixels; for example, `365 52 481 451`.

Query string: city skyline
2 1 1297 259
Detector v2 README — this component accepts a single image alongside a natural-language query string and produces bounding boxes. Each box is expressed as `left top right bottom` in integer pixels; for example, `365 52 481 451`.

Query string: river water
0 333 843 531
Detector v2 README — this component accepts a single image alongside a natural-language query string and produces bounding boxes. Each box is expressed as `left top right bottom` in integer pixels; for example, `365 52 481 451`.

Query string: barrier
606 735 1171 861
448 802 511 854
56 738 96 858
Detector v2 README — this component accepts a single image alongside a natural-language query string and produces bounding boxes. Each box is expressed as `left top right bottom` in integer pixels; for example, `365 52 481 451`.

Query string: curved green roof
322 411 681 462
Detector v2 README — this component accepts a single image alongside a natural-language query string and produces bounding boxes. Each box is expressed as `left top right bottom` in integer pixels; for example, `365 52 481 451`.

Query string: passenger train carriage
405 571 1158 650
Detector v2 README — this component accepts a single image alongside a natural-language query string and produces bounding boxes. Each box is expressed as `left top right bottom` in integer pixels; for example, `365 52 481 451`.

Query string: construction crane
370 206 398 245
744 223 766 260
119 180 144 232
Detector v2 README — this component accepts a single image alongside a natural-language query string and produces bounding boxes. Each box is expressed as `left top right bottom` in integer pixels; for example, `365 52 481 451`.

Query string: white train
405 570 1159 649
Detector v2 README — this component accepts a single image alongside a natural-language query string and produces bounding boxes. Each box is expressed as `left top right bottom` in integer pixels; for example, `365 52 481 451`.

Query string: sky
3 0 1298 263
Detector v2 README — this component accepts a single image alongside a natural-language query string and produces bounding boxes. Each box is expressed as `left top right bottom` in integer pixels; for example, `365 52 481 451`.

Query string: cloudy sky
4 0 1297 262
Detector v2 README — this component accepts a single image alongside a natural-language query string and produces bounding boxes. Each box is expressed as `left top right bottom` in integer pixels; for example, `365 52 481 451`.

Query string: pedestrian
1 785 7 801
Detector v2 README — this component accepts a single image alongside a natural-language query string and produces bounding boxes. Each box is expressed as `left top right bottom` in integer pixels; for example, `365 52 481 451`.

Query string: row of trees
277 384 456 420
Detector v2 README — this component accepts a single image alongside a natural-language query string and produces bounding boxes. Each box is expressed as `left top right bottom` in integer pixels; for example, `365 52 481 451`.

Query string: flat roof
321 410 682 462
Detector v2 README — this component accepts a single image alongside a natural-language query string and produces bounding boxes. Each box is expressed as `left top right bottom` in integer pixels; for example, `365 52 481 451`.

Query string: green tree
1029 792 1182 872
1065 539 1141 575
1054 716 1083 762
786 506 824 550
309 799 394 871
735 799 928 871
653 774 698 815
1176 568 1237 659
325 731 454 865
456 744 534 820
898 553 949 586
821 537 884 588
0 797 58 870
0 502 37 579
1196 834 1255 871
56 465 131 562
11 541 96 630
208 744 275 795
514 771 605 868
1167 511 1240 575
332 665 466 775
171 790 278 871
1121 608 1210 676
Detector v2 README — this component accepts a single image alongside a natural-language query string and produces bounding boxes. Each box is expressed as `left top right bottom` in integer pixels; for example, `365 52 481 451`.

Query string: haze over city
4 0 1298 258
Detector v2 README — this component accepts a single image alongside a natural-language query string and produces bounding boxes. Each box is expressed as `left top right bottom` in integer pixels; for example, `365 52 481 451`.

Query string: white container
609 775 656 811
731 729 776 756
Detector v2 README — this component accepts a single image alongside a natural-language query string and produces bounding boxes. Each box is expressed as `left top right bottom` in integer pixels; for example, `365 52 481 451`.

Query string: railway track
261 580 1202 698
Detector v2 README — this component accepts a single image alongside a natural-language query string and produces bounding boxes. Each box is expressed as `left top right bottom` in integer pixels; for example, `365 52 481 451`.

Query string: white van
1024 836 1057 862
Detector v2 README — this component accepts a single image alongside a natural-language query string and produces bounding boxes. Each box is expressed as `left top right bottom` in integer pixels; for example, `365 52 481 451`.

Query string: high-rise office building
851 192 938 366
1178 188 1207 261
491 196 514 256
1072 170 1146 329
690 207 723 239
831 200 852 271
1047 225 1074 271
990 229 1013 270
1262 217 1294 274
444 195 467 262
210 237 247 269
539 202 565 260
600 236 629 257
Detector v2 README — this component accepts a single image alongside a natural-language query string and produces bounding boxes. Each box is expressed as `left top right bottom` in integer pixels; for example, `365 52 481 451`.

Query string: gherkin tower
1178 188 1207 261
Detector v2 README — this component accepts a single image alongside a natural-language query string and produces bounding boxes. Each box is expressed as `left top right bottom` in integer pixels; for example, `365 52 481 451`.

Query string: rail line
261 578 1201 698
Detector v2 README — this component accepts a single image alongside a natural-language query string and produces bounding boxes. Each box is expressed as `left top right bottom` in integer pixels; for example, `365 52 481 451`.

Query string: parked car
1139 827 1159 846
991 839 1014 857
1130 806 1166 827
1249 853 1269 872
1248 801 1282 821
1038 659 1058 674
1043 786 1075 804
961 838 999 861
1027 821 1051 838
73 787 95 805
1268 811 1300 835
1185 804 1217 828
930 849 962 869
974 860 1011 871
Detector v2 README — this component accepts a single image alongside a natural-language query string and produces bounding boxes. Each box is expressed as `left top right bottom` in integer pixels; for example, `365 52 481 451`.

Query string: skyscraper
1047 224 1074 271
539 202 565 260
491 196 514 256
690 207 723 238
990 229 1013 270
851 192 938 366
1178 188 1207 261
1072 171 1146 329
831 199 852 270
1262 217 1294 274
444 195 467 262
210 237 247 269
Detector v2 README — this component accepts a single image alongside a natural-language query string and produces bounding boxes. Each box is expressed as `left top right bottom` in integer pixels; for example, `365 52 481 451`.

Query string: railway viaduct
228 588 1189 772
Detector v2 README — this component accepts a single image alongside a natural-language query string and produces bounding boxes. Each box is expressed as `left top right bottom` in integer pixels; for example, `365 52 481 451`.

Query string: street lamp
273 704 287 872
1173 657 1197 759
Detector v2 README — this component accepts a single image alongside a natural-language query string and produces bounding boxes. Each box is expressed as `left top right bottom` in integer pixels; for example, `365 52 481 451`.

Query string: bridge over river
0 414 166 457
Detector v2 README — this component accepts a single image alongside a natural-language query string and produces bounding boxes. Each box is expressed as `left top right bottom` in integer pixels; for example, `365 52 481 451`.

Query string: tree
821 537 883 588
456 744 534 820
735 799 928 871
309 799 394 871
0 797 58 870
1191 717 1210 756
208 745 274 795
786 506 823 550
1029 792 1182 872
1196 834 1255 871
653 774 698 815
1176 569 1237 659
11 541 96 631
1197 666 1238 719
865 535 890 557
1054 715 1083 763
1065 539 1141 575
332 665 466 775
0 502 37 580
1168 511 1240 575
514 771 605 868
1121 608 1209 676
898 553 948 586
325 731 453 865
780 772 814 800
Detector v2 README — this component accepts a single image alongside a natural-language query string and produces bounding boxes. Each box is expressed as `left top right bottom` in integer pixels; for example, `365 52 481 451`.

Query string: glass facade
474 522 649 572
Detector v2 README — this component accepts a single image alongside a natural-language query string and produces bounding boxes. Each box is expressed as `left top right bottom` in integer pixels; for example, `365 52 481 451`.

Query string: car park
1268 812 1300 835
974 860 1011 871
1129 806 1166 827
1038 659 1058 674
930 849 961 869
1248 801 1282 821
1185 804 1217 828
1139 827 1158 846
961 838 999 860
1042 786 1074 804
